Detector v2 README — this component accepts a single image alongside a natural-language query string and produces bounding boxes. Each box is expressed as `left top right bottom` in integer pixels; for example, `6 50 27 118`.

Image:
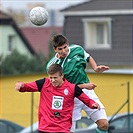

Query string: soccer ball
29 6 49 26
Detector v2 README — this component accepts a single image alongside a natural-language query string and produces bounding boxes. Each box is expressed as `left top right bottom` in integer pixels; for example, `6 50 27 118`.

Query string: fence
1 73 133 129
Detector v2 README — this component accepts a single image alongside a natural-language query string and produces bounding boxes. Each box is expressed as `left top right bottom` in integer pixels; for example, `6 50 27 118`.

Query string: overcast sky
1 0 86 10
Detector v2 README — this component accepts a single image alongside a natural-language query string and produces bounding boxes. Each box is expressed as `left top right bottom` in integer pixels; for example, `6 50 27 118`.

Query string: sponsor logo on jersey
46 89 51 92
52 96 64 110
53 101 61 108
67 59 71 62
74 55 80 61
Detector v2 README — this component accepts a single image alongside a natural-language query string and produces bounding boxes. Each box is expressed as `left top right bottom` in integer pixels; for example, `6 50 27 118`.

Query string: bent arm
78 82 97 90
75 85 100 109
88 56 109 73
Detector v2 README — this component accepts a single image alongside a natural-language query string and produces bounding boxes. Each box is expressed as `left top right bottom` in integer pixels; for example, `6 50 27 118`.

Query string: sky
1 0 86 10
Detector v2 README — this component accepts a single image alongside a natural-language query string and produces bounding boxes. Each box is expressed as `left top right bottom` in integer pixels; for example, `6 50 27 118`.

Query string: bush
1 50 47 75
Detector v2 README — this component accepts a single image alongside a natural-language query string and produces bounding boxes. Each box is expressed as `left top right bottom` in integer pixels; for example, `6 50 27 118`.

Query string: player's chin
52 83 58 87
61 54 67 58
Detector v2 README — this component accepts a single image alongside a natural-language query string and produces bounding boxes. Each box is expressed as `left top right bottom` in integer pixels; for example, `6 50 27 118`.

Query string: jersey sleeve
74 85 96 109
20 78 45 92
83 48 90 62
76 44 90 62
74 85 83 97
36 78 46 92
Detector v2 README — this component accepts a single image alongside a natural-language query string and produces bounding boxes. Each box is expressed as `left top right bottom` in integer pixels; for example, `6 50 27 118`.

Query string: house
60 0 133 68
21 26 62 58
0 10 36 58
1 2 132 127
0 9 62 59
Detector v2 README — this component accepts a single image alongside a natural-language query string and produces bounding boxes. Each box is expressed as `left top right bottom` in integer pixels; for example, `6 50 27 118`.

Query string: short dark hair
48 64 63 76
51 34 68 48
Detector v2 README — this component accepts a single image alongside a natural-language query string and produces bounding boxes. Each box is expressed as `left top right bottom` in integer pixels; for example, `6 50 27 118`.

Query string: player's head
47 64 64 87
51 34 69 58
52 34 69 48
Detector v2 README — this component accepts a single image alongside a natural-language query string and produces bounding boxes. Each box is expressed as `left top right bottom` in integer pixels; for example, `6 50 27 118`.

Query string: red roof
21 27 62 57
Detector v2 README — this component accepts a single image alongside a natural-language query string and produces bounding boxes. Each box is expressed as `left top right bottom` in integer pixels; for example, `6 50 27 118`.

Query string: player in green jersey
46 34 109 133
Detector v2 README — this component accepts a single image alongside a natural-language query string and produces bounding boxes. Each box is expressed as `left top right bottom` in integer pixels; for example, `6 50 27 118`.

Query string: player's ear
61 74 64 78
53 47 57 52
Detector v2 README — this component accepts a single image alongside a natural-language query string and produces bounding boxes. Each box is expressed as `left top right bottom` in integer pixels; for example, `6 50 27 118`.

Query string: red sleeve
19 81 39 92
77 92 96 109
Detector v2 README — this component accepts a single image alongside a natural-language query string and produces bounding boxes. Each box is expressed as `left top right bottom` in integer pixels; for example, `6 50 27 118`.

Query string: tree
1 50 46 75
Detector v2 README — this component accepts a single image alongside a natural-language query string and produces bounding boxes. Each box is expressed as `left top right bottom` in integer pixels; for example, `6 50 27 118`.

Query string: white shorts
70 90 107 131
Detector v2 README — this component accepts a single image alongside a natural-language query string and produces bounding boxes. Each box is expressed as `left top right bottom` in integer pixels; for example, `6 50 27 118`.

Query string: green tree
1 50 46 75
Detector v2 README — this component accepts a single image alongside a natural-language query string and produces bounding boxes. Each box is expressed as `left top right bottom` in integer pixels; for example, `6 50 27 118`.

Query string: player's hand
15 81 24 91
92 103 100 110
95 65 109 73
84 83 97 90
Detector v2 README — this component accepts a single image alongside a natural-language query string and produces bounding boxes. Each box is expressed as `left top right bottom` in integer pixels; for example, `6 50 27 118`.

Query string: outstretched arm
88 56 109 73
15 81 39 92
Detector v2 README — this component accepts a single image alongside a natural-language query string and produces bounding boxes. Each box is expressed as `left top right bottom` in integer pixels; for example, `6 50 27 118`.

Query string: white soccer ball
29 6 49 26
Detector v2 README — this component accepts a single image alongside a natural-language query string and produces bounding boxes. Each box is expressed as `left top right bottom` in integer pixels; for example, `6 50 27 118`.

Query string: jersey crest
64 88 68 95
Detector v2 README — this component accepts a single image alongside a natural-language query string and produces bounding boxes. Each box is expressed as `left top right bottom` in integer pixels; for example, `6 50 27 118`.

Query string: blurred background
0 0 133 133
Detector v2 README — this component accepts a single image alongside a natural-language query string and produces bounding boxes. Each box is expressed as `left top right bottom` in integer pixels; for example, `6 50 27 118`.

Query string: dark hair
51 34 68 48
48 64 63 76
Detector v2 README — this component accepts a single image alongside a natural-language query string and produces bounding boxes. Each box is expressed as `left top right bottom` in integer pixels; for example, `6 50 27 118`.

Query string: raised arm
88 56 109 73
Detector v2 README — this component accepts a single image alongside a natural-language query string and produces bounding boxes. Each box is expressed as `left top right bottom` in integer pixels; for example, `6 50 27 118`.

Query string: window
8 35 15 54
97 23 104 44
82 18 112 49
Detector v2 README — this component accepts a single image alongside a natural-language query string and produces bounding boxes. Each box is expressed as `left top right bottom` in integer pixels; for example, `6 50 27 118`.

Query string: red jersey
19 78 95 133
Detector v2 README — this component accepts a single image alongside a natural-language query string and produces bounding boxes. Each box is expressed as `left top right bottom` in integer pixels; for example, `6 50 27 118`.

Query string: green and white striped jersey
46 44 90 84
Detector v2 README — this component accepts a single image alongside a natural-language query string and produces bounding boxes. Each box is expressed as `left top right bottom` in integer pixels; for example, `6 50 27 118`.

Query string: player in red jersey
15 64 100 133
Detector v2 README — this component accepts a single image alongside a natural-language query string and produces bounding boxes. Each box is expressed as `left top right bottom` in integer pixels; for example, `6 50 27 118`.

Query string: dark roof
61 0 132 12
21 27 62 57
0 10 36 55
0 10 11 19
